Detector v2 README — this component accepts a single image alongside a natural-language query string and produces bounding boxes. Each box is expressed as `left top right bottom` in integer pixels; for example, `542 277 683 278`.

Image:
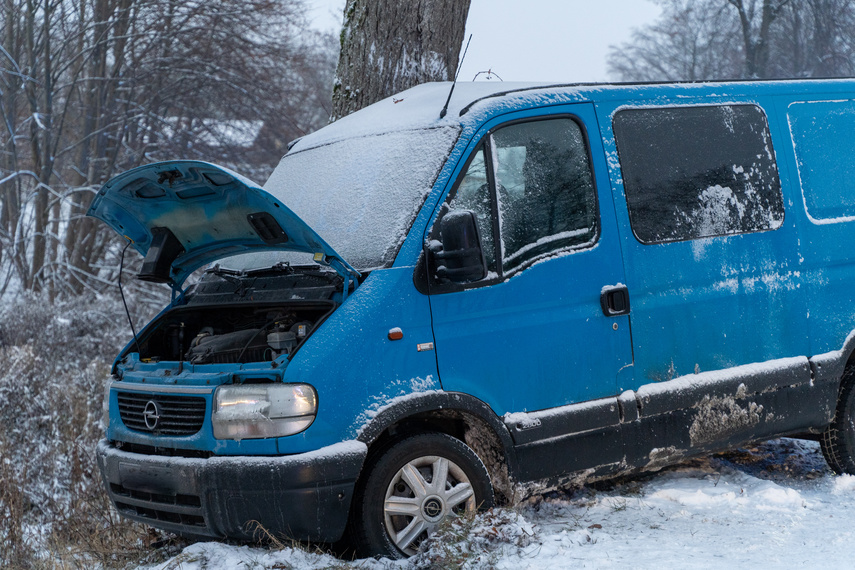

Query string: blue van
91 79 855 558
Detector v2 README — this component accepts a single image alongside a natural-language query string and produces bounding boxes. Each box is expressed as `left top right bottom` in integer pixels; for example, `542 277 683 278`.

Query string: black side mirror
431 210 487 283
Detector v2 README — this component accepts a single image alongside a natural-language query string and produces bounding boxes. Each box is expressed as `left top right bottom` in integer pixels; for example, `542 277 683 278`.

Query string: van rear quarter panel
779 97 855 358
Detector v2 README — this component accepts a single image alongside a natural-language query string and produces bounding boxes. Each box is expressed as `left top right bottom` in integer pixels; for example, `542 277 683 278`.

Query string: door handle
601 284 630 317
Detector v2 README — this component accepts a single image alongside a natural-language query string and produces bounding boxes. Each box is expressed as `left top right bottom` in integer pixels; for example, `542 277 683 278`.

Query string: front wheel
353 432 494 558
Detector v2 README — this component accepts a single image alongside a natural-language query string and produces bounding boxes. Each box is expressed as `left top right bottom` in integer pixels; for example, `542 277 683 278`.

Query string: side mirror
431 210 488 283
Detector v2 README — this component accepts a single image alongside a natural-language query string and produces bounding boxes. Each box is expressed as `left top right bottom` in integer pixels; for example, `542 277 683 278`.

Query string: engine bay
133 303 334 364
129 265 344 364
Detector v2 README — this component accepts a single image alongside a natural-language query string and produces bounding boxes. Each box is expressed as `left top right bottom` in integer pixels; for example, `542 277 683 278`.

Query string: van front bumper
96 439 367 542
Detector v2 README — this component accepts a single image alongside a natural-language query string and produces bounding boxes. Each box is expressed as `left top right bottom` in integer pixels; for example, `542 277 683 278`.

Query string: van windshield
219 126 459 272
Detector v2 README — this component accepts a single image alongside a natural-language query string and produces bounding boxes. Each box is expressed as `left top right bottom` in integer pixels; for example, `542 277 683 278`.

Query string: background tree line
0 0 337 299
609 0 855 81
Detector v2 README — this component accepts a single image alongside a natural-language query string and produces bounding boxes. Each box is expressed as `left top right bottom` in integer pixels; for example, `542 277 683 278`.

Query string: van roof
290 78 855 153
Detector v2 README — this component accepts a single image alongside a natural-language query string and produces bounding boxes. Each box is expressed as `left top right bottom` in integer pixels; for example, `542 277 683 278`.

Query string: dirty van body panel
501 355 837 493
619 357 836 470
428 103 634 415
599 98 809 392
506 397 624 483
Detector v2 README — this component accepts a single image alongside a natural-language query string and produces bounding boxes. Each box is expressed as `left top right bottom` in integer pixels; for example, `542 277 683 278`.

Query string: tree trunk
331 0 471 121
1 0 21 262
727 0 792 78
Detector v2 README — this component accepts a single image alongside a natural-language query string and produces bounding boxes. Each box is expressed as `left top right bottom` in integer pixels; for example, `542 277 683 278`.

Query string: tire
821 367 855 474
353 432 494 558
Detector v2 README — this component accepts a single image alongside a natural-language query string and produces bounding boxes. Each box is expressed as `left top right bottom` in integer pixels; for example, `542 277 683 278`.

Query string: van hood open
87 160 358 287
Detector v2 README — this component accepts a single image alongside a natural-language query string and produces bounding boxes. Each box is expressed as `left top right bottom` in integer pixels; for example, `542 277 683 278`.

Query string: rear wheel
821 367 855 474
353 432 494 558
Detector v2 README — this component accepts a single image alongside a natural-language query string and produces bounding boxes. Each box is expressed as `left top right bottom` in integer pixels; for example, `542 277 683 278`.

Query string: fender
355 391 520 482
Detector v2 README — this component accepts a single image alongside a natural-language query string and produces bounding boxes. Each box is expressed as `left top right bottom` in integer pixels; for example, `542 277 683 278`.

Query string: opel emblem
422 497 443 520
143 400 161 430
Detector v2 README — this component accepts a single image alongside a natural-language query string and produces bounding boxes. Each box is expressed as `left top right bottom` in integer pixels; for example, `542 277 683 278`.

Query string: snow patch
504 411 542 429
832 474 855 494
646 446 687 470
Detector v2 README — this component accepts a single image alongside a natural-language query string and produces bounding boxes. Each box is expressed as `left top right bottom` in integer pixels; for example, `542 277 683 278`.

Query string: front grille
117 392 206 436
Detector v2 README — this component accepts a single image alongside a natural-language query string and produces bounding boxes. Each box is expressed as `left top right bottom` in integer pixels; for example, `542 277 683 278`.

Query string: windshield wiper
205 264 244 277
244 262 331 277
245 261 297 276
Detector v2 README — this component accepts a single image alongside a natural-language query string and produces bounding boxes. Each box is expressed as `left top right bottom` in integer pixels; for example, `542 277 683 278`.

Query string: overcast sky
307 0 662 82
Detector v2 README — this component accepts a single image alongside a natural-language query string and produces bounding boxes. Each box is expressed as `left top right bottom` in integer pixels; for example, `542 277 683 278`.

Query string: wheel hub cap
383 454 477 556
421 496 444 521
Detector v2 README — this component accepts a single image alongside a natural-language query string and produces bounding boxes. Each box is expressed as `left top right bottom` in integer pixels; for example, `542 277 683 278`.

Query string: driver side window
442 116 600 283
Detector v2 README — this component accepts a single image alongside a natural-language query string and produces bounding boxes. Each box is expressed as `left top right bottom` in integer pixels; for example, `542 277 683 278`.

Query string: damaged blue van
92 79 855 558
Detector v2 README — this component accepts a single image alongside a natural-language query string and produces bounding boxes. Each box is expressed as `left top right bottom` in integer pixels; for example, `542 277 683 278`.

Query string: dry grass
0 293 171 569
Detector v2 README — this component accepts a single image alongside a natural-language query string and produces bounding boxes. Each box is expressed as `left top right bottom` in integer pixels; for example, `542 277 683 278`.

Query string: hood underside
88 160 357 286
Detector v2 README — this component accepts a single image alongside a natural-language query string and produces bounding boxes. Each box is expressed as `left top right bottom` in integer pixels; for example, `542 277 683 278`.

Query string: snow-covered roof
291 77 855 154
290 82 547 152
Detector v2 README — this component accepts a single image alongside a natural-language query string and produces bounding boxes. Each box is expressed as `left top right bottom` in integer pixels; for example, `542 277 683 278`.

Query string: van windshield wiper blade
244 262 297 276
205 265 244 277
244 262 334 277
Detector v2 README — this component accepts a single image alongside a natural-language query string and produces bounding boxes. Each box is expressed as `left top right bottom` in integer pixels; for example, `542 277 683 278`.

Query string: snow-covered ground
142 437 855 569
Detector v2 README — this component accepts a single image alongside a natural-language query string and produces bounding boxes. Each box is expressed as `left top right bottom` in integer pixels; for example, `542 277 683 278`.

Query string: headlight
212 383 317 440
100 379 113 432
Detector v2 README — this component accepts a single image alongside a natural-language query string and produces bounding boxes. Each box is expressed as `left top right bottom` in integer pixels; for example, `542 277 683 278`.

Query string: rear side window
788 100 855 222
613 105 784 244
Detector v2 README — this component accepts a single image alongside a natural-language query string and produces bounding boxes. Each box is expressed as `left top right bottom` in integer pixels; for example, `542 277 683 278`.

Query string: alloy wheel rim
382 454 476 555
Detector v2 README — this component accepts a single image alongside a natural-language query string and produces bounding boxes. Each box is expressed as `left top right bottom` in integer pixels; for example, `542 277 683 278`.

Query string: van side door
425 105 633 417
602 101 812 460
